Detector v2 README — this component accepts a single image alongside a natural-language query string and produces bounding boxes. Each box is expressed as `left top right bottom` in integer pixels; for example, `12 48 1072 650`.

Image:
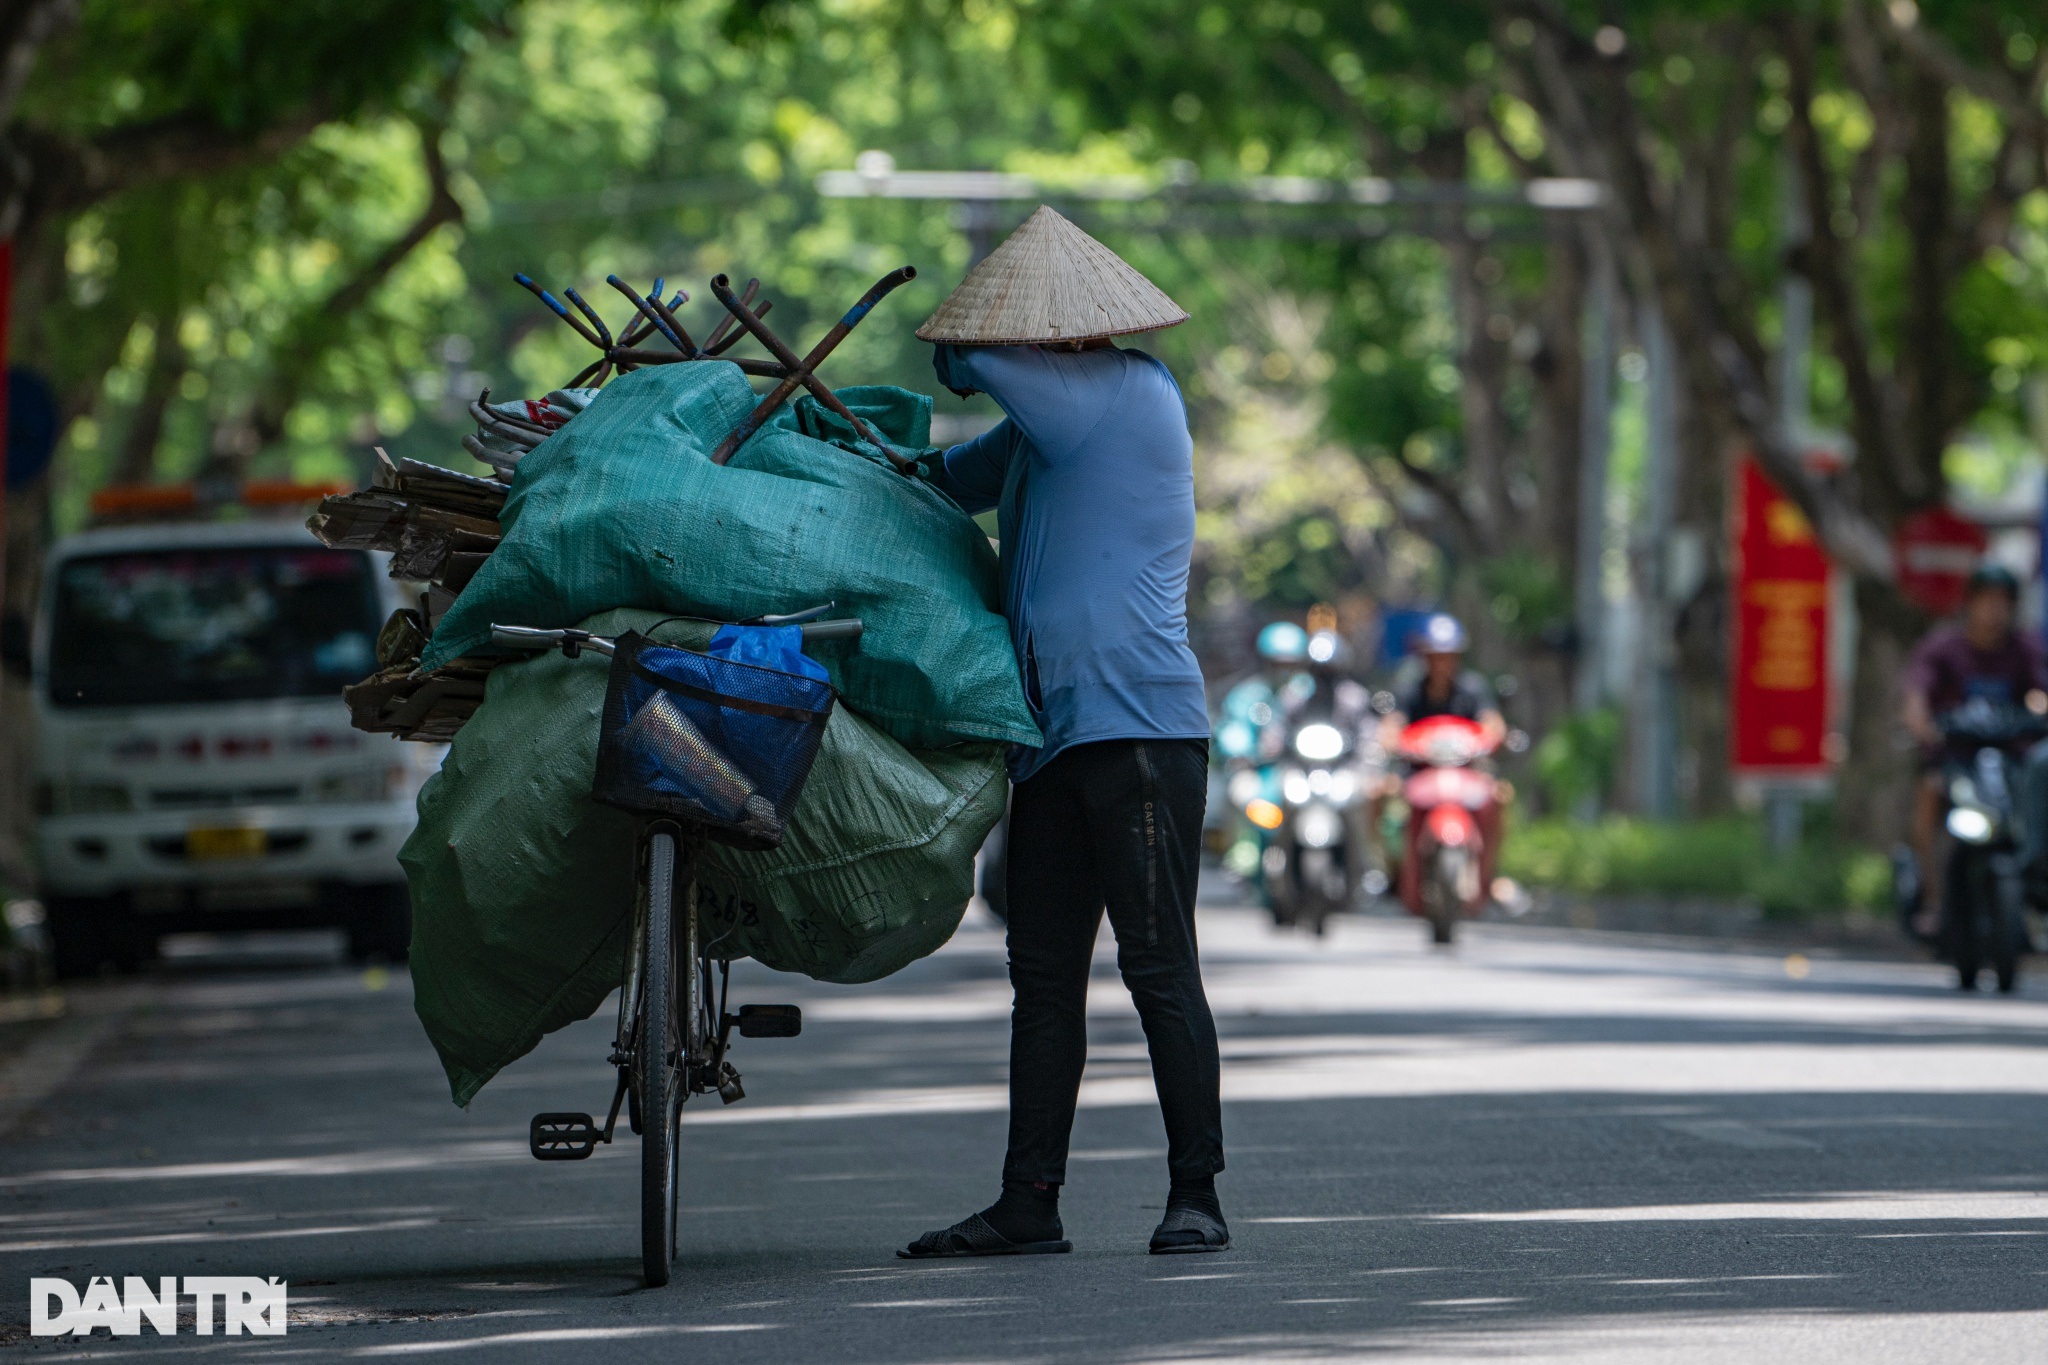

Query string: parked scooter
1393 714 1503 945
1930 698 2046 993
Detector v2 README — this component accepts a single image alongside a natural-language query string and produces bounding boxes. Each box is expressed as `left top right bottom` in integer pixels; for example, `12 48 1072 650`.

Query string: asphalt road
5 893 2048 1362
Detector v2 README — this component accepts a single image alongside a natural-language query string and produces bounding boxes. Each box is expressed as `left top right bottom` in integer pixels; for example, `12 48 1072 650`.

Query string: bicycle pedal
734 1004 802 1038
530 1112 601 1160
717 1063 746 1105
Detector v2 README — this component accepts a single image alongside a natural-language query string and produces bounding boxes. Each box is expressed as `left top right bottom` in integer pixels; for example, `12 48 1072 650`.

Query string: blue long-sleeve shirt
928 343 1209 781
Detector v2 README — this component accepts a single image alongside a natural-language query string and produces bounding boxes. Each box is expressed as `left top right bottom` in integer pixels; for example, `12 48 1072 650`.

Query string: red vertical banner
1730 456 1832 775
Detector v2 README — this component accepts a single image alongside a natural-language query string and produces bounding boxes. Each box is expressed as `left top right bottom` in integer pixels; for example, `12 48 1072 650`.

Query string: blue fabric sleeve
927 420 1018 515
932 344 981 398
939 345 1122 464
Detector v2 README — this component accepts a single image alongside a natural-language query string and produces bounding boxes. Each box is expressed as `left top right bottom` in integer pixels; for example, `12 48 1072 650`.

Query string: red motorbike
1394 715 1503 944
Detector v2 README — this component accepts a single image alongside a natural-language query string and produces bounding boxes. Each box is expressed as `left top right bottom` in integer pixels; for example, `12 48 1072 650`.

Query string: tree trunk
111 319 183 485
1839 578 1914 849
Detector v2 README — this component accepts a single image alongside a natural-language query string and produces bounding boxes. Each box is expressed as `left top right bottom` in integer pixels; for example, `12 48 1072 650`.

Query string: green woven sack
401 610 1008 1106
423 362 1039 752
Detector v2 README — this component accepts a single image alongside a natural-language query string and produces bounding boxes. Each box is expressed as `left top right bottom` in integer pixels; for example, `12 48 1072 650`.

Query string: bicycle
489 609 858 1286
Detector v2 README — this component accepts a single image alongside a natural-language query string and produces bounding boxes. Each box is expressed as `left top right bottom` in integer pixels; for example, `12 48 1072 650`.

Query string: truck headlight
35 782 133 816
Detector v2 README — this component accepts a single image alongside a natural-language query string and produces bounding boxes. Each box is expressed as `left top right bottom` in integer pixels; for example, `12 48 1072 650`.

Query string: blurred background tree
6 0 2048 867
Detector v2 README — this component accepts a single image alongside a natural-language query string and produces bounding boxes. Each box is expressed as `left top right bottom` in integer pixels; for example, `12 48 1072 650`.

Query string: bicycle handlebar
490 618 864 656
490 625 618 657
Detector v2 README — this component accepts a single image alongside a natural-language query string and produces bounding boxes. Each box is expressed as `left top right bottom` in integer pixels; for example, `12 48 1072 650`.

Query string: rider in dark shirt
1382 615 1506 742
1902 564 2048 935
1371 615 1508 896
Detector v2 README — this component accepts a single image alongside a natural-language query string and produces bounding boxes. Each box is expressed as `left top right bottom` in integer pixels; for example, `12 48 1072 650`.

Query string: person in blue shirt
899 207 1226 1259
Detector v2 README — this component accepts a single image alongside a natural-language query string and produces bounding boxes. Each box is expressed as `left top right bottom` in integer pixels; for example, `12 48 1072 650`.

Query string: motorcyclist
1902 563 2048 937
1278 623 1375 747
1215 622 1309 764
1373 614 1508 894
1382 614 1508 745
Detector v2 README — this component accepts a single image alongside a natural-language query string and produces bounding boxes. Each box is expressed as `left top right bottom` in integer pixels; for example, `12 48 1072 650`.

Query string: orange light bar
241 479 349 506
89 480 351 521
90 484 198 518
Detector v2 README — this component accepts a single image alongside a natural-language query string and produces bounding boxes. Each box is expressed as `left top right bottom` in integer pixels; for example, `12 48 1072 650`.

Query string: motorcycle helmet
1257 620 1310 664
1966 563 2020 601
1414 613 1469 655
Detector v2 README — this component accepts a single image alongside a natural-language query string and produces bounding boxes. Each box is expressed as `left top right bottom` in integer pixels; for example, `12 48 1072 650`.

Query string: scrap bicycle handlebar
490 618 863 657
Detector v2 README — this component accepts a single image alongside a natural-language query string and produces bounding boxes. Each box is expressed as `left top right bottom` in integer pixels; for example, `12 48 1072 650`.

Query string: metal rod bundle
707 267 918 468
511 264 920 472
514 272 786 388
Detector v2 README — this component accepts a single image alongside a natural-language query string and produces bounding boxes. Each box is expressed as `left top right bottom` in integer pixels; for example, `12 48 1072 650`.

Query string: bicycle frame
508 617 821 1285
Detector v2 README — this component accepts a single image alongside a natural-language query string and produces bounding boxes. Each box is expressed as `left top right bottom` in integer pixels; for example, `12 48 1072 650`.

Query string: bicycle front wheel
638 825 686 1286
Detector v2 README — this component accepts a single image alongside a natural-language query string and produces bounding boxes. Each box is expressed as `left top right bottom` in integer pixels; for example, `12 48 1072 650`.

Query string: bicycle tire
639 827 683 1286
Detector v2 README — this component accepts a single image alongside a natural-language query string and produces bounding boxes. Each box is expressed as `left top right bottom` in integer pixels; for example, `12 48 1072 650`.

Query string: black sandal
898 1212 1073 1259
1149 1206 1230 1254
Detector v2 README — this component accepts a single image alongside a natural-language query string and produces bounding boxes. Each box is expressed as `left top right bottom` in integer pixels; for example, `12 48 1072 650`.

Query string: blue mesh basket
593 631 834 849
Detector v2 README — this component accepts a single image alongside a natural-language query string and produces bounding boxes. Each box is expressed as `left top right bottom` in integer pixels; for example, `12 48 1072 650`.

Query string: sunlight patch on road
0 1215 438 1253
352 1324 777 1355
1435 1191 2048 1222
689 1037 2048 1127
0 1141 528 1187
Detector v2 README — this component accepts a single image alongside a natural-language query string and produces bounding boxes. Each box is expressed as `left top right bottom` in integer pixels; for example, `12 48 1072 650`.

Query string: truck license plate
186 826 267 860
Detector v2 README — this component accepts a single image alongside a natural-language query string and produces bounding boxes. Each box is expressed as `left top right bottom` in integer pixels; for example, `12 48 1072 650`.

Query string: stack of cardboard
308 448 512 742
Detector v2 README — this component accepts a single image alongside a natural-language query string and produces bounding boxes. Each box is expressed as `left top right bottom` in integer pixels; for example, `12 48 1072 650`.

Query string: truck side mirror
0 611 29 680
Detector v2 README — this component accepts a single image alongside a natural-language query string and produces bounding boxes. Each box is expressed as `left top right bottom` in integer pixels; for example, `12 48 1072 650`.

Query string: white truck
32 513 434 974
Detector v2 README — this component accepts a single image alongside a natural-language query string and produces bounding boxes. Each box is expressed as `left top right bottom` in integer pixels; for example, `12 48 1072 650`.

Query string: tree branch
1265 39 1391 168
0 0 74 132
1957 57 2047 268
9 104 329 251
247 114 463 449
1383 442 1480 554
1512 0 1898 583
1784 17 1915 514
1882 3 2048 135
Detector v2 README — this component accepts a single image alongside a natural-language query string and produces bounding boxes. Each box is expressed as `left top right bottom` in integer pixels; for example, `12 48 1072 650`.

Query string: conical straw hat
916 205 1189 344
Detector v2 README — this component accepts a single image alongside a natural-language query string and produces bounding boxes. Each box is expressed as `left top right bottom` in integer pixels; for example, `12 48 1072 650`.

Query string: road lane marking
1661 1119 1822 1149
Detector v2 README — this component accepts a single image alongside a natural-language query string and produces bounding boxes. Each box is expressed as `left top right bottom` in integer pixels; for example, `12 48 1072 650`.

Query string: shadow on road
2 911 2045 1361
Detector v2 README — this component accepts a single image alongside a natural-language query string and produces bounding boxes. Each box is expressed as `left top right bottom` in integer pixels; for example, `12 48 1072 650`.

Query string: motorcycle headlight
1294 723 1346 762
1282 769 1314 806
1296 804 1342 849
1946 806 1995 844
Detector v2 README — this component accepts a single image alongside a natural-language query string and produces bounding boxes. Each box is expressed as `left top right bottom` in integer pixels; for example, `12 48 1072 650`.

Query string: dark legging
1000 738 1224 1188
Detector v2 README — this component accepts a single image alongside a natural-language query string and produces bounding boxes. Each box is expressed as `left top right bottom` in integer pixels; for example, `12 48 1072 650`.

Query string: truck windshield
47 547 381 708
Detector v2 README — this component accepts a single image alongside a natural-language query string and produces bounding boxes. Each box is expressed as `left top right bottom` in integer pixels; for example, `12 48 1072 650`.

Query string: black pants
1001 737 1224 1188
